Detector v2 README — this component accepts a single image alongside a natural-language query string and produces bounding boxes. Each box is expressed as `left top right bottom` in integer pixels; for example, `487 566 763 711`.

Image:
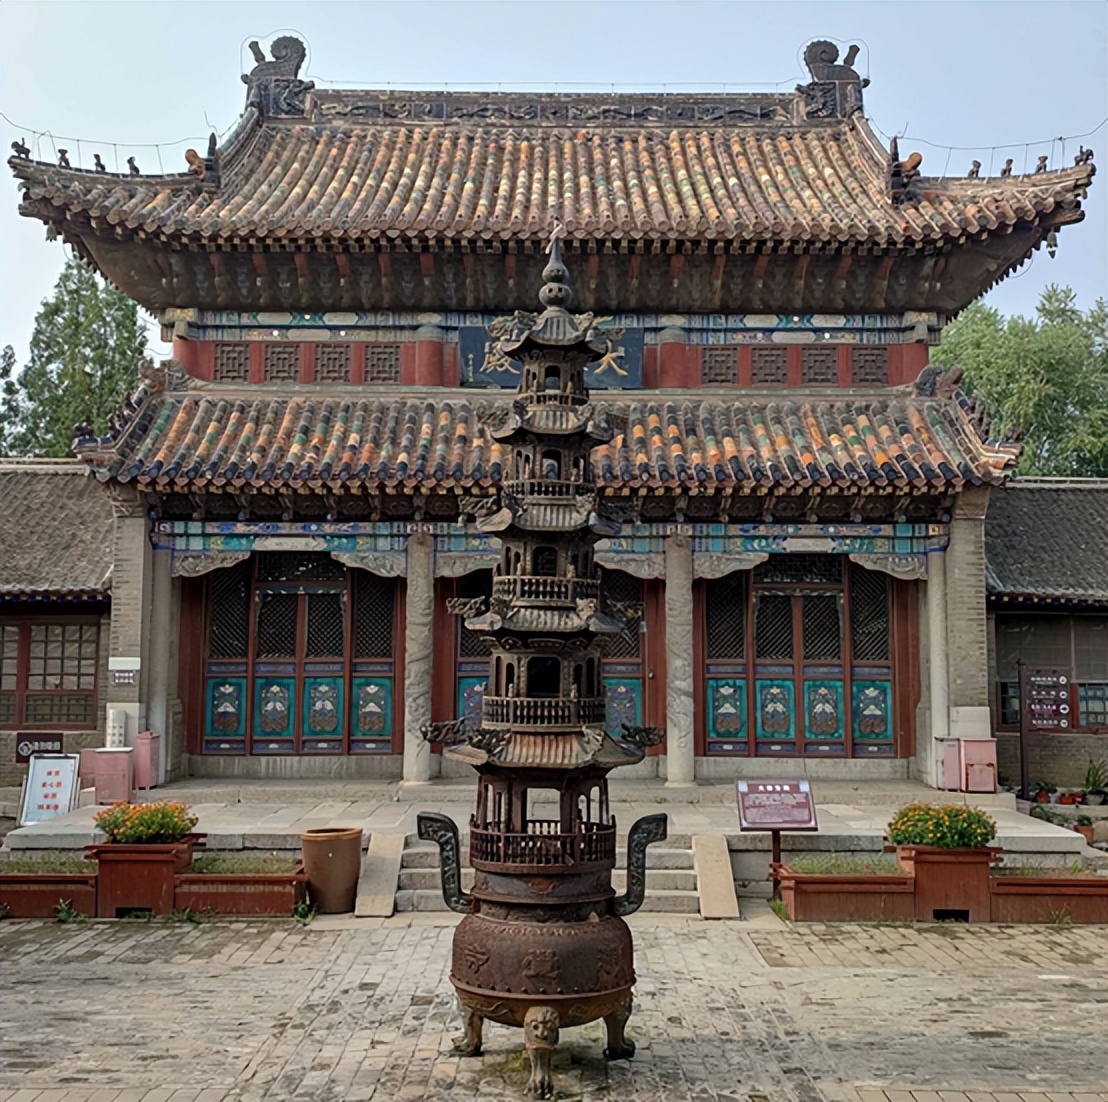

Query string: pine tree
1 255 147 457
932 286 1108 478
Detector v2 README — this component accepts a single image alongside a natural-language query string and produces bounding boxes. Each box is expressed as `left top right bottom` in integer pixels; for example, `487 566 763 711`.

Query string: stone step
394 884 700 914
397 865 696 893
399 845 694 872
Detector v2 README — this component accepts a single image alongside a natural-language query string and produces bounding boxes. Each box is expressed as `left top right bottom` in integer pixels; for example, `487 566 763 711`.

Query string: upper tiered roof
8 38 1095 315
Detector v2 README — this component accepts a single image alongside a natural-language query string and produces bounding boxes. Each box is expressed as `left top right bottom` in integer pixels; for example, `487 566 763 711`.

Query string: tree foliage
0 255 147 457
931 286 1108 477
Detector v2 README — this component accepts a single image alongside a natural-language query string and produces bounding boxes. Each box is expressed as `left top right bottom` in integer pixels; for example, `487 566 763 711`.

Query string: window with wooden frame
995 614 1108 731
0 619 100 728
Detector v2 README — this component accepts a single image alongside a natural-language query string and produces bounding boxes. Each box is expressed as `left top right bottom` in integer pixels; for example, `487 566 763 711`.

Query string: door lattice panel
802 595 842 660
255 593 298 658
209 560 251 658
850 564 890 660
306 592 345 658
706 574 746 658
256 553 345 584
755 554 842 586
458 571 493 658
602 569 643 659
354 574 395 658
755 595 793 659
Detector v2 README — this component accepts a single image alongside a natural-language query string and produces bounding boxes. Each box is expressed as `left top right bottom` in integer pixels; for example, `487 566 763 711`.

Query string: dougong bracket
416 812 473 914
612 814 668 917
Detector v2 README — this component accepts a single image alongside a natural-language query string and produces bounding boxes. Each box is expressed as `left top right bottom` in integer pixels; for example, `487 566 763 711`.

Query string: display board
736 780 819 831
18 753 81 827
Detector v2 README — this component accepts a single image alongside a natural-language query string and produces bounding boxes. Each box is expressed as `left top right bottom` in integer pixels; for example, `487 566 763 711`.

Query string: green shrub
94 801 198 844
886 803 996 849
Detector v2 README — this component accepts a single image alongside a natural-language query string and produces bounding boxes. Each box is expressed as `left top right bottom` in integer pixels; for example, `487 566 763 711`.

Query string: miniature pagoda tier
418 239 666 1100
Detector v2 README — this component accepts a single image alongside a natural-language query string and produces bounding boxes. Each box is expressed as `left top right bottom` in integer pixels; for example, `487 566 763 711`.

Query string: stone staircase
395 831 699 914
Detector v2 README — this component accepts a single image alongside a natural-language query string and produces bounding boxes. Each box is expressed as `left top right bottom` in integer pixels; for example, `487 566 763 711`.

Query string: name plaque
736 780 818 831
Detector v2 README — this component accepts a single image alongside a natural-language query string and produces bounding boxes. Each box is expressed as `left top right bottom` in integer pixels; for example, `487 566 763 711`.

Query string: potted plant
1084 759 1108 806
1073 815 1095 845
86 801 204 918
886 803 998 922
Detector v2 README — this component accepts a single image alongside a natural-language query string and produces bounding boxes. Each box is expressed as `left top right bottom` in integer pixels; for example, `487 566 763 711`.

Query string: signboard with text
18 754 81 827
1019 667 1072 731
16 733 63 763
736 780 819 832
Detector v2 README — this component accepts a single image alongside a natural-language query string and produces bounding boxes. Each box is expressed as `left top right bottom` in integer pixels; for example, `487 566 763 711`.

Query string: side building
3 37 1096 788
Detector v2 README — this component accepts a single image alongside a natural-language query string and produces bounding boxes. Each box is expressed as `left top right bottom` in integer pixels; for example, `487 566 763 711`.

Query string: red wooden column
658 327 687 388
415 326 444 386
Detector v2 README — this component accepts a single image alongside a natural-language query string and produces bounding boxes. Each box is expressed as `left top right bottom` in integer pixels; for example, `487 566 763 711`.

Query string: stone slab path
0 912 1104 1102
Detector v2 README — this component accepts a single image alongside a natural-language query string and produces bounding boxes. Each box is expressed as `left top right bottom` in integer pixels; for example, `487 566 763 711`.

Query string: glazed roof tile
0 461 114 598
77 384 1019 494
986 479 1108 603
9 101 1093 248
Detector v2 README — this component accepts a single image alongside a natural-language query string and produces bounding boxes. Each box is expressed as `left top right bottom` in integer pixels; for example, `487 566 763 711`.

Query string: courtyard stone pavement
0 913 1105 1102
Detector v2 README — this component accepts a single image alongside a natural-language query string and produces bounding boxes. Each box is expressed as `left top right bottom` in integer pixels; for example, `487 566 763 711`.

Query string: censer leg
523 1005 559 1099
603 997 636 1060
453 997 484 1056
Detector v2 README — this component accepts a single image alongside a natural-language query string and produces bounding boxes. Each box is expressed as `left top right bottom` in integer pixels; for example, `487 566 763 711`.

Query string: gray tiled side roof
986 479 1108 602
0 461 114 597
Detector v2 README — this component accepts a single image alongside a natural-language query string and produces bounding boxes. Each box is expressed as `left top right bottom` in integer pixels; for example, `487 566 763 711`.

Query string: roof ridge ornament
242 35 315 118
797 39 869 119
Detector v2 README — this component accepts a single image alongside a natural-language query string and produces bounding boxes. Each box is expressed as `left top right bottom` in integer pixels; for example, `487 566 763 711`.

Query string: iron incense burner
419 236 666 1098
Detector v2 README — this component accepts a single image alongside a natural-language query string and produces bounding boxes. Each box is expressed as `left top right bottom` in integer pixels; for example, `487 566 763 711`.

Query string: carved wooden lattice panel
255 593 298 658
306 592 345 657
213 343 249 383
256 553 344 583
851 347 888 384
264 344 300 382
706 574 745 658
754 595 793 659
365 344 401 383
702 347 738 385
750 346 788 384
208 560 251 658
354 573 395 658
849 563 890 660
316 344 352 383
801 347 838 385
755 554 842 586
802 594 842 660
602 569 643 659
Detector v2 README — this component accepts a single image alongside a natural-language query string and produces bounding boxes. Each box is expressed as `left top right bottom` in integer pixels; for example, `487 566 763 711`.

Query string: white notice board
18 753 81 826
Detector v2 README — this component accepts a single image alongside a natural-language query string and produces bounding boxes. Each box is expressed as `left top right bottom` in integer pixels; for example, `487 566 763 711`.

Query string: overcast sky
2 0 1105 367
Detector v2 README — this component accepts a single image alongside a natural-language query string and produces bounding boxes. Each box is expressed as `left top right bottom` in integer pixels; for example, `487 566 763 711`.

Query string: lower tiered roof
75 372 1020 494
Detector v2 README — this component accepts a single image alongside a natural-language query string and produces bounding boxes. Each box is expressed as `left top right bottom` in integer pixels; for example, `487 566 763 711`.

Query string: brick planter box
990 876 1108 924
87 834 205 918
893 846 999 923
776 867 914 923
0 872 98 918
174 868 308 916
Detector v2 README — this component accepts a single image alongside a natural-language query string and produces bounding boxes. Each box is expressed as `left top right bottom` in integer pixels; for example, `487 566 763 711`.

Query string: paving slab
1 917 1103 1100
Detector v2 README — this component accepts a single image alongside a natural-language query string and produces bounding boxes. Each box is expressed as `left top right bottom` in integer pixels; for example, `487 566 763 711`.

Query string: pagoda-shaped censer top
418 233 666 1100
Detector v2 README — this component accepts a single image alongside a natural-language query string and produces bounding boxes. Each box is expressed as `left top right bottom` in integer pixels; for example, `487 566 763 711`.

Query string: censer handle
612 813 668 917
416 812 473 914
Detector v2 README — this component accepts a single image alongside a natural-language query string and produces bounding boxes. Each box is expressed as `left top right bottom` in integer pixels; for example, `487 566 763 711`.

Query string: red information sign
736 780 818 831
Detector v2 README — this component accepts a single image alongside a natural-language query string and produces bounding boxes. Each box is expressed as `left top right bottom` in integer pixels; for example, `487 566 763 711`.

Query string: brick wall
996 730 1108 789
